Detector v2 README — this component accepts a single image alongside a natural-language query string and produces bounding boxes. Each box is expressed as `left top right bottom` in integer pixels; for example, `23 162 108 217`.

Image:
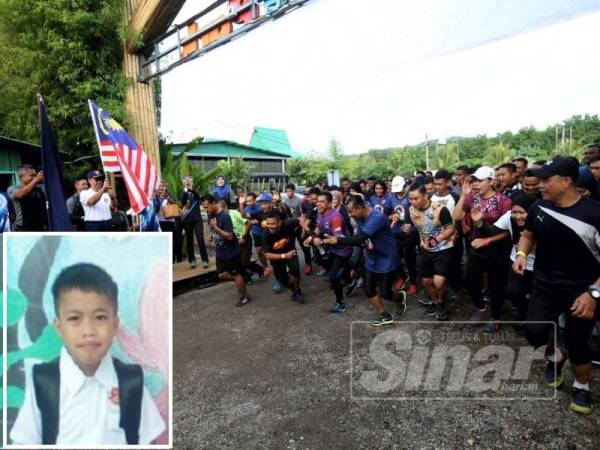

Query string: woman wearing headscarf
470 193 538 322
213 174 232 205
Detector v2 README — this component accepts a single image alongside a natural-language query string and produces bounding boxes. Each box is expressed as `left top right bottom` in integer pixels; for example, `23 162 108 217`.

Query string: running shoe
435 304 449 321
418 296 433 306
407 284 418 296
317 268 328 276
202 261 209 269
395 291 407 317
544 358 566 388
190 259 197 269
305 264 313 275
273 280 285 294
371 313 394 327
236 295 251 307
345 279 358 297
447 288 459 302
469 305 490 322
295 288 306 304
483 320 500 333
393 277 406 293
569 387 592 415
329 303 346 314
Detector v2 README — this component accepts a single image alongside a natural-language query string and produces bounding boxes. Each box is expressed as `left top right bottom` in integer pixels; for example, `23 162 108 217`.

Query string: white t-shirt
79 188 112 221
494 211 536 271
431 192 458 217
10 347 165 445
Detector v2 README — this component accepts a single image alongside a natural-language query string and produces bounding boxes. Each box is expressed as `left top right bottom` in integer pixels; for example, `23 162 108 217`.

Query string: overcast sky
160 0 600 155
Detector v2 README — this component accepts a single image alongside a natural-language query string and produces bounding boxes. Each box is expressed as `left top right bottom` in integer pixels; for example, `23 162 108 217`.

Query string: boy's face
55 289 119 376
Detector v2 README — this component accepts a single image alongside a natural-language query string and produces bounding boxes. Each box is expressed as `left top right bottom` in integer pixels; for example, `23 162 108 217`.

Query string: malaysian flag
88 100 159 215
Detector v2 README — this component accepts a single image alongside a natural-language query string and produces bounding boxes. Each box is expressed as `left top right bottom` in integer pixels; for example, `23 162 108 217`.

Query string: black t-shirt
261 219 299 254
209 210 240 260
525 197 600 295
300 199 317 231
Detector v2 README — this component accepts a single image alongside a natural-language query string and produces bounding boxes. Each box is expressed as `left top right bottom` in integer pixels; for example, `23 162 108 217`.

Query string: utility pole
425 133 430 171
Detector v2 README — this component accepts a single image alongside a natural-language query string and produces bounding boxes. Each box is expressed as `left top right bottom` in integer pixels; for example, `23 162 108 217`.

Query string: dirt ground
173 266 600 450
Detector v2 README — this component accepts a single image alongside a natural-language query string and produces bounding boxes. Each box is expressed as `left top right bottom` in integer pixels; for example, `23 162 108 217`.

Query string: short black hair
52 263 118 315
341 177 351 183
456 165 469 172
350 181 363 193
200 194 216 204
358 179 366 184
346 194 367 209
408 182 427 194
266 211 281 220
588 154 600 164
307 187 321 196
246 192 257 200
285 183 295 191
512 157 528 165
497 162 517 172
415 170 425 177
523 169 540 178
367 176 377 181
423 176 434 185
318 191 333 203
434 169 452 180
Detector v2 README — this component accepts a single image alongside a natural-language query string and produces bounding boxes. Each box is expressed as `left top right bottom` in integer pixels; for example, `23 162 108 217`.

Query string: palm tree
483 143 513 167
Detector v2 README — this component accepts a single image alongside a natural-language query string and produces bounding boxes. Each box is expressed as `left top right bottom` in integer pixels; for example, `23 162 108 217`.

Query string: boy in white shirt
10 263 165 446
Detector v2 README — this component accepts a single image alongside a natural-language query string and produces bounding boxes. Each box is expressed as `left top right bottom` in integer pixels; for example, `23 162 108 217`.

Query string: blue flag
38 95 71 231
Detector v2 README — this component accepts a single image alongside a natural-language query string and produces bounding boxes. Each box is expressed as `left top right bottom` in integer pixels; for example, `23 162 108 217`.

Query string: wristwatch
587 285 600 301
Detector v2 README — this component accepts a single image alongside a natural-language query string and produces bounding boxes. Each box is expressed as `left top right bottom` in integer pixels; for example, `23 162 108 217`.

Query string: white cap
472 166 495 180
391 176 406 193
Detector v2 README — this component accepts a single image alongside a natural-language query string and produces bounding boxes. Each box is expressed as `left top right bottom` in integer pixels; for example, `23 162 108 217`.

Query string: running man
323 195 401 326
408 183 455 320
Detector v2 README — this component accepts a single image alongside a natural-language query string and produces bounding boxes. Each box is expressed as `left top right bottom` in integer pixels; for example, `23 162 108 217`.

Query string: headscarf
213 174 231 200
511 193 538 212
330 190 343 209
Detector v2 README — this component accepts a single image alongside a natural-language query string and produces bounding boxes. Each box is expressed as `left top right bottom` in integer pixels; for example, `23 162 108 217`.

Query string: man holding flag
80 169 113 231
88 100 160 231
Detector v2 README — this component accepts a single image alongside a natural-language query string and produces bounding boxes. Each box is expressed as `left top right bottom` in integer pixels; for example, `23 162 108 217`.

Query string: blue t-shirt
209 211 240 260
244 204 263 236
369 194 389 213
384 194 410 234
355 209 398 273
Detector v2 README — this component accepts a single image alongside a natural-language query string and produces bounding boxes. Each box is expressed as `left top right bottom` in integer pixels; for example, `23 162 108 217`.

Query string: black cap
528 156 579 182
86 170 103 179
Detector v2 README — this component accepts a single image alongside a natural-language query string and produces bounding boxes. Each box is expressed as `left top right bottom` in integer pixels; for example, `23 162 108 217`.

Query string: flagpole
37 93 50 223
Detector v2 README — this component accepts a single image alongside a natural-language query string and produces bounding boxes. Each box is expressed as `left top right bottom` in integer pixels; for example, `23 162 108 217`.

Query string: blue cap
86 170 103 179
257 193 272 202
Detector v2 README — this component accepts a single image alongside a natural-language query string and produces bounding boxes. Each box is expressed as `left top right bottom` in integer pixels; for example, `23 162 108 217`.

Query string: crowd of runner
2 145 600 415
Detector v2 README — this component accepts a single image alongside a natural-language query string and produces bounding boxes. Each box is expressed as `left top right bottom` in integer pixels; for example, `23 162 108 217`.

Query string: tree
327 137 344 170
483 143 513 167
0 0 129 181
435 144 459 170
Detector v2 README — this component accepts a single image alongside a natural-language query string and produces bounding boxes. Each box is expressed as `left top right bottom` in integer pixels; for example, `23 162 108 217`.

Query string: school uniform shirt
354 209 399 274
79 188 112 221
493 211 536 271
10 347 165 446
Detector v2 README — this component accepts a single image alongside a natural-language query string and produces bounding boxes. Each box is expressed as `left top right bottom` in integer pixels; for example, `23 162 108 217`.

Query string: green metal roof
172 140 290 159
249 127 303 158
0 135 40 151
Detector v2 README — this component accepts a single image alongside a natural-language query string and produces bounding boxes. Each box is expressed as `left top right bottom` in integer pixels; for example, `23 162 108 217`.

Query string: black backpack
32 357 143 445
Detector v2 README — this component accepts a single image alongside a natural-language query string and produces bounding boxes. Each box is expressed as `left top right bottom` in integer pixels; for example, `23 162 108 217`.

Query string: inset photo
3 233 171 448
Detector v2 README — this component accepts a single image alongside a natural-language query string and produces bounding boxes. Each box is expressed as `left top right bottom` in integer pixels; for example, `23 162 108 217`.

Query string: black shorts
363 269 395 300
418 248 453 278
216 254 243 275
272 256 300 286
252 233 263 250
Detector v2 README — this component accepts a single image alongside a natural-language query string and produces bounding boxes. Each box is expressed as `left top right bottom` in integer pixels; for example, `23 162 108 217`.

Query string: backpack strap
33 359 60 445
113 358 143 445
